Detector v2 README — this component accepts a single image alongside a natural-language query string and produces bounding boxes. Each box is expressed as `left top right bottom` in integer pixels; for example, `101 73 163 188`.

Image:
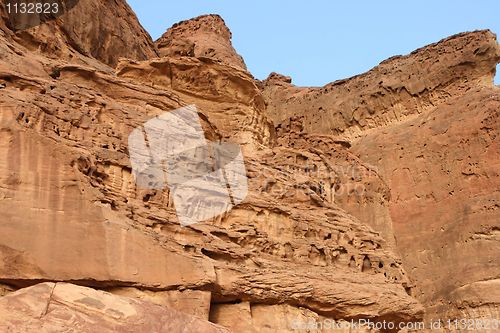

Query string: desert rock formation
0 1 498 332
0 282 230 332
263 29 500 328
3 0 157 67
156 14 247 70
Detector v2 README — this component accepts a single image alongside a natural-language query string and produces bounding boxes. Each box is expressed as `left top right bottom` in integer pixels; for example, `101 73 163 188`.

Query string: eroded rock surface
262 29 500 325
156 14 247 70
0 283 230 333
263 30 499 139
2 0 158 67
1 1 497 331
352 87 500 321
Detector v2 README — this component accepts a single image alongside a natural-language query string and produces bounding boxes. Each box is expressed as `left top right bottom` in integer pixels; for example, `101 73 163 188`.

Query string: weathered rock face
115 56 272 153
1 1 497 331
262 29 500 325
263 30 499 139
0 283 230 332
0 2 424 331
107 287 212 320
352 87 500 321
2 0 158 67
156 14 247 70
210 302 376 333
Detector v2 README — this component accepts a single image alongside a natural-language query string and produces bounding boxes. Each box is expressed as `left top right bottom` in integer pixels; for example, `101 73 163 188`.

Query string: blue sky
127 1 500 87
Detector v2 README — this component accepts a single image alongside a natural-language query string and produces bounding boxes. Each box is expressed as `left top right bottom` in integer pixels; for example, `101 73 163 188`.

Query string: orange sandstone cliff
0 1 498 332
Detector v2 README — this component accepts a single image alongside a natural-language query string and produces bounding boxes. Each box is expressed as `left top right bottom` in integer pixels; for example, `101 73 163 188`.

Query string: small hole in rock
49 68 61 79
143 193 152 202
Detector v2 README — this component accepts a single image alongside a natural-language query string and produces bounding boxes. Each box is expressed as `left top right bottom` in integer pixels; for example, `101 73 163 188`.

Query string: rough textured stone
1 1 498 332
115 56 272 154
351 87 500 321
210 303 375 333
0 283 230 333
108 287 212 320
262 30 500 139
262 29 500 325
3 0 158 67
0 5 423 331
156 14 247 70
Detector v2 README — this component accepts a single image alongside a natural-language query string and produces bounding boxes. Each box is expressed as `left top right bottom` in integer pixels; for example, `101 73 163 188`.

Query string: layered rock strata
1 1 498 332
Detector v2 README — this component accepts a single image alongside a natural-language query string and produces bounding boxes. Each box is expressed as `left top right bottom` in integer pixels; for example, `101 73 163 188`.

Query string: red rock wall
1 1 498 331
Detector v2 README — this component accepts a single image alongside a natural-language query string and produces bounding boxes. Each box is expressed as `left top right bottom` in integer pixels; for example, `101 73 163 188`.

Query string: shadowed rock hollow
0 1 498 332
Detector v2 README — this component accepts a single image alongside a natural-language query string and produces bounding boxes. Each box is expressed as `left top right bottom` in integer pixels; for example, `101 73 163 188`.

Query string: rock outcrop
262 29 500 325
156 14 247 70
352 87 500 321
0 283 230 332
0 1 498 332
263 30 499 139
2 0 158 67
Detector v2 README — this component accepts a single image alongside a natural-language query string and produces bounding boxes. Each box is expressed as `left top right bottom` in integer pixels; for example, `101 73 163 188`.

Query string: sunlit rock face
263 29 500 323
1 1 498 331
155 14 247 70
0 283 230 333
